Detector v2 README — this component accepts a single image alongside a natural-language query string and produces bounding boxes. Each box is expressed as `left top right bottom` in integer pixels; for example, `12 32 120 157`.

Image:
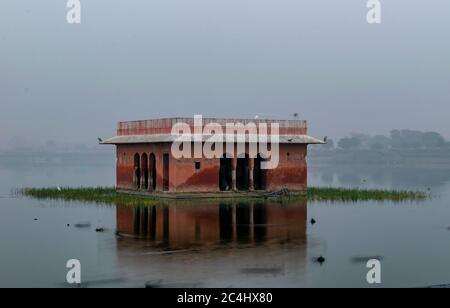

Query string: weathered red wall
116 143 170 191
116 143 308 193
266 144 308 192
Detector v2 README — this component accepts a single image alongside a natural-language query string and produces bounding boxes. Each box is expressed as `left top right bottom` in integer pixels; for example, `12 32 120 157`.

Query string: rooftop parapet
117 118 308 136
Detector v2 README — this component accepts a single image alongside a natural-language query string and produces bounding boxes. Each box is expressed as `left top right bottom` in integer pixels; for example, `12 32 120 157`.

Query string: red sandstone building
101 117 323 194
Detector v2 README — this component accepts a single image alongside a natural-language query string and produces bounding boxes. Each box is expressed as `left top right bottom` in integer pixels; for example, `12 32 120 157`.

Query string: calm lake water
1 151 450 288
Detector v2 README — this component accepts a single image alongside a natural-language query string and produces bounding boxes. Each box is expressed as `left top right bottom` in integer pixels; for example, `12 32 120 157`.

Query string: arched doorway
149 153 156 191
253 154 267 191
219 154 232 191
134 153 141 189
141 153 149 190
236 154 250 191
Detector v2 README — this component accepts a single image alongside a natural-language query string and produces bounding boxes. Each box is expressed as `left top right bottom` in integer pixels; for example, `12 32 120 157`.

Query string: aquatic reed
19 186 429 205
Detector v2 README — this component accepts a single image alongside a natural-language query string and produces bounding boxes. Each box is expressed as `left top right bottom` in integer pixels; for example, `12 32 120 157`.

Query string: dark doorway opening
141 154 149 190
253 154 267 191
219 154 232 191
134 154 141 190
163 153 170 192
149 153 156 191
236 154 250 191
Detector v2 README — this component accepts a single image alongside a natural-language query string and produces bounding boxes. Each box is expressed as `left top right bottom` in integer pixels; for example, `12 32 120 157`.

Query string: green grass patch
307 187 429 202
19 187 158 206
18 186 429 205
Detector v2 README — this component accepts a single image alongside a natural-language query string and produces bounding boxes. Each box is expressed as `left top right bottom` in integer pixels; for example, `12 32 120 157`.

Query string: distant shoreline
1 148 450 167
309 148 450 165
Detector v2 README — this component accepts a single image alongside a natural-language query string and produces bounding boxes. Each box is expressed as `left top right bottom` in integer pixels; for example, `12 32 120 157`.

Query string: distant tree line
318 130 450 151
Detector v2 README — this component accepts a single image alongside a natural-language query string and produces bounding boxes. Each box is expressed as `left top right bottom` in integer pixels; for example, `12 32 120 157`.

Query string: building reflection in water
114 200 308 287
116 200 307 249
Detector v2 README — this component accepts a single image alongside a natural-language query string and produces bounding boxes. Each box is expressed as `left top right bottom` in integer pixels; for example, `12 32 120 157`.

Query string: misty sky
1 0 449 148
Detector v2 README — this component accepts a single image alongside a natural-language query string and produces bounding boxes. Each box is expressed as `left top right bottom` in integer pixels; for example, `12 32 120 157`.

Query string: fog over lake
1 0 450 289
1 0 450 149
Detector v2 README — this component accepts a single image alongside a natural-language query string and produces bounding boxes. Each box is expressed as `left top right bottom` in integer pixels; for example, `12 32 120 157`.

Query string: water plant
18 186 429 205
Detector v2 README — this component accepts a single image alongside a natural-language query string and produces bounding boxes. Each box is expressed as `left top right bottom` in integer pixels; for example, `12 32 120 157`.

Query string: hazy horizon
1 0 450 148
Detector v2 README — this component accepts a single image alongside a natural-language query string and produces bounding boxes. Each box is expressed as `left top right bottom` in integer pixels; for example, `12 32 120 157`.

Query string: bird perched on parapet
293 113 299 119
97 137 103 143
